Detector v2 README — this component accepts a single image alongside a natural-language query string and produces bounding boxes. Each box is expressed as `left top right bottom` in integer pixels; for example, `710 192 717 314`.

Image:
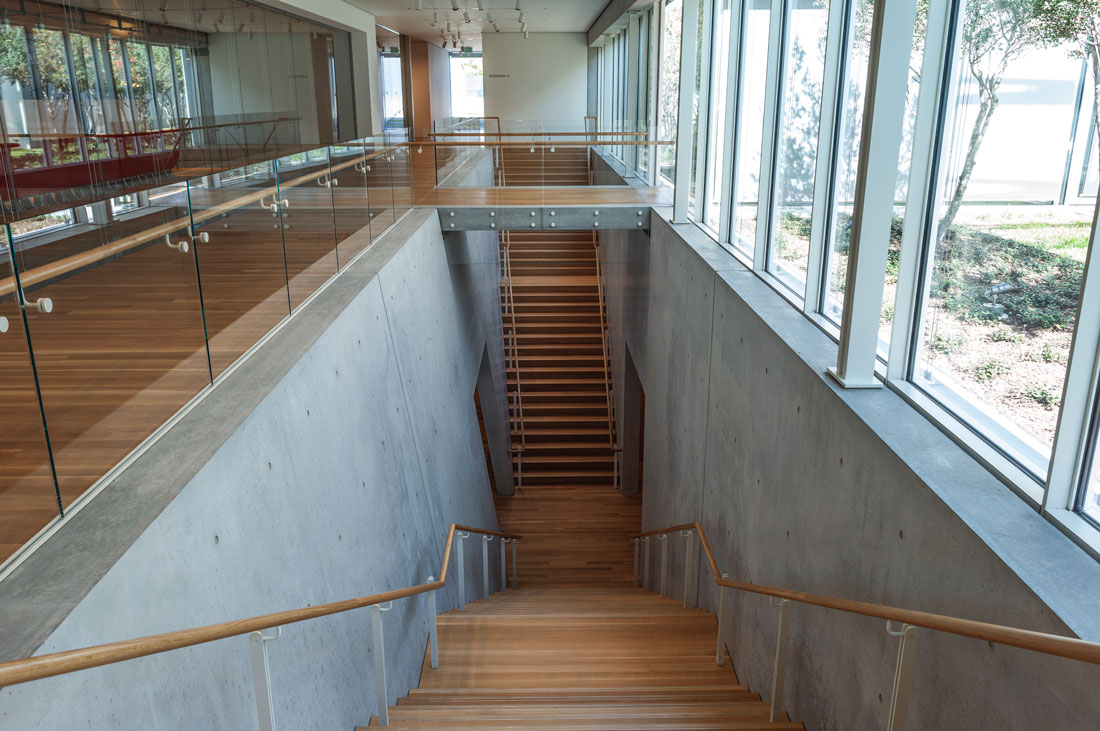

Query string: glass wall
731 0 772 254
608 0 1100 554
766 0 830 294
908 1 1087 478
1 0 356 231
0 1 400 566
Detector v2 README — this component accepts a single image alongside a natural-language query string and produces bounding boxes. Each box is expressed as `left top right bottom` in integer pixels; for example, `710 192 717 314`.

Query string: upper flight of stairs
501 230 617 490
362 587 803 729
498 146 592 186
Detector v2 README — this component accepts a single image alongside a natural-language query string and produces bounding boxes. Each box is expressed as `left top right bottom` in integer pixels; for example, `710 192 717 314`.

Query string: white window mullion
752 0 787 271
827 0 920 388
673 0 702 222
1045 194 1100 513
802 0 851 313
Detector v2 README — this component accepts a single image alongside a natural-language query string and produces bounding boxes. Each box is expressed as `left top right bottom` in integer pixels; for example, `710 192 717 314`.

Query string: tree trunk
936 80 999 244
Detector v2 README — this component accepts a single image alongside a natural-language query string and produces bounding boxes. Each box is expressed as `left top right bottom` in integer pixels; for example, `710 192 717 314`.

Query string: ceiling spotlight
518 11 524 22
451 0 459 10
521 23 527 32
515 0 522 9
433 10 438 23
492 22 500 32
446 20 452 32
477 0 485 9
415 0 422 9
486 11 494 22
463 10 471 23
524 30 529 39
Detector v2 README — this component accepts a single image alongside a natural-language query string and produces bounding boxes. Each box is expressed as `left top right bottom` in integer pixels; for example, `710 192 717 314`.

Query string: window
657 0 683 184
731 0 772 254
701 0 732 232
766 0 830 295
908 0 1087 479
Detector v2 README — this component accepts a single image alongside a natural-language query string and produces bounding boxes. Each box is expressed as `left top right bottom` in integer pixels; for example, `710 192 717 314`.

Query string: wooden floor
362 587 801 729
0 141 666 563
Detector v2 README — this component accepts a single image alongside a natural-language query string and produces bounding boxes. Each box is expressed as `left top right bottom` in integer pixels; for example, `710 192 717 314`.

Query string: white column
827 0 920 388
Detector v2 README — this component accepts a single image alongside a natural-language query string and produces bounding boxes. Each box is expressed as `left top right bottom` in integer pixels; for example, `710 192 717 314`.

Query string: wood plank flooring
362 587 802 729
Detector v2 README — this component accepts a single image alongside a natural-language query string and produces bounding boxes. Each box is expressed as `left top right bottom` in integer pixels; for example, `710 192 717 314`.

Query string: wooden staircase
501 230 616 491
362 587 802 729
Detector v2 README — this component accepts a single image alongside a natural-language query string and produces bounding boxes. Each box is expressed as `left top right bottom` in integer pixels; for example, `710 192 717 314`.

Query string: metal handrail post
642 536 651 590
500 538 508 591
659 534 669 597
426 577 439 670
716 576 729 666
512 539 518 588
681 529 695 608
248 626 282 731
370 603 393 726
632 538 640 587
886 623 919 731
482 535 494 598
769 598 791 723
456 532 469 610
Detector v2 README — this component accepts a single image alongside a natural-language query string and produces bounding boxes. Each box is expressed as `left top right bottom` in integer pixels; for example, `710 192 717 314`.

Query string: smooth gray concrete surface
0 209 506 729
598 212 1100 729
445 149 513 495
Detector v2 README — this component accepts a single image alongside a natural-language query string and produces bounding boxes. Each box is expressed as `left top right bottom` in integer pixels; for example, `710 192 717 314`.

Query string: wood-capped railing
0 522 519 688
632 521 1100 665
501 229 526 489
0 140 408 299
590 233 620 486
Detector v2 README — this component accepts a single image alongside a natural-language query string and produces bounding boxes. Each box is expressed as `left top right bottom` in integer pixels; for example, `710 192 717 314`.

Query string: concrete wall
482 33 589 122
0 209 507 729
598 211 1100 730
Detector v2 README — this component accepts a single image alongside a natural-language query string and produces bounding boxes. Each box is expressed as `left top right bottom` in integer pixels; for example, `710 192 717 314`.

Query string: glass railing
0 130 412 566
430 118 664 188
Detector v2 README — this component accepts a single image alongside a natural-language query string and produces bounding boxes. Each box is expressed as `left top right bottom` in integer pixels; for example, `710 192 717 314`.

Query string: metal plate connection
437 206 650 232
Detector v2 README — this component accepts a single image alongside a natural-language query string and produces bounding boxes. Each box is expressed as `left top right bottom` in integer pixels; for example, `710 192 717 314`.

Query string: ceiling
347 0 608 52
23 0 339 37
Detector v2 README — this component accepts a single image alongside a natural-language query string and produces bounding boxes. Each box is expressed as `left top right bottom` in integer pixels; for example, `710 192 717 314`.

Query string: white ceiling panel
347 0 607 51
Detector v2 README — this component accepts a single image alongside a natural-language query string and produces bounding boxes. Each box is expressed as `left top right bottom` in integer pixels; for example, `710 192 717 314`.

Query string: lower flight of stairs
362 587 802 729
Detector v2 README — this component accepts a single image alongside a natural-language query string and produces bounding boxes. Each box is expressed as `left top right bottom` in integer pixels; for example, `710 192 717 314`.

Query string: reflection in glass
702 0 732 231
276 150 339 308
0 225 61 563
822 0 873 324
732 0 771 253
911 3 1087 476
10 181 209 509
658 0 683 185
768 0 829 293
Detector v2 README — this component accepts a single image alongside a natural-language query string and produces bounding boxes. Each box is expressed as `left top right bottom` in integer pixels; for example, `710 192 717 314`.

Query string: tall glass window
909 0 1088 478
658 0 683 184
731 0 772 254
767 0 830 294
702 0 732 231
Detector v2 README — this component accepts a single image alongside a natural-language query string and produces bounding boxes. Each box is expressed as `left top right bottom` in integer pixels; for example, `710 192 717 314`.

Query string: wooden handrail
635 521 1100 666
501 230 526 466
419 140 671 148
430 131 650 138
0 141 407 298
591 233 616 455
0 522 518 688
